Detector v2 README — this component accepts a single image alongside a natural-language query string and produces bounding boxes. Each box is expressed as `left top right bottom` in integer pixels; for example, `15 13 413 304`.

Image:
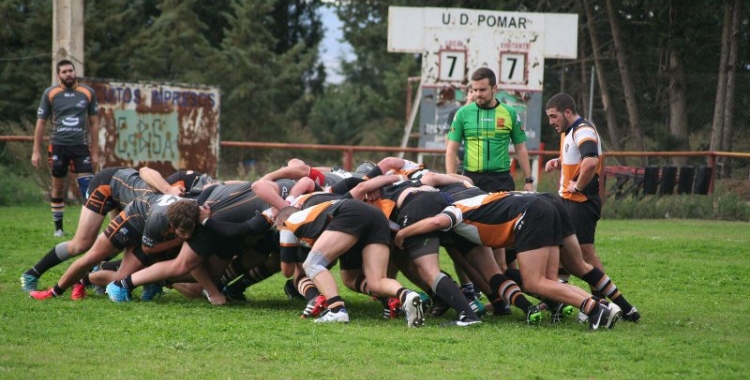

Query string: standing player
31 60 99 237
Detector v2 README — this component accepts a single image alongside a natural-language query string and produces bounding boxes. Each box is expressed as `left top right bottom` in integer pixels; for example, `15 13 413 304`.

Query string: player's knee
76 174 94 201
302 250 330 280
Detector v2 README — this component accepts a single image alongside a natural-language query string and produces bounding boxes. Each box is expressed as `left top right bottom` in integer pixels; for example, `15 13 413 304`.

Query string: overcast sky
319 6 352 84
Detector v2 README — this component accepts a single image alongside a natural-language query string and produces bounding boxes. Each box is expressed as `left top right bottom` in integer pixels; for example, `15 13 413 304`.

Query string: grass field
1 205 749 379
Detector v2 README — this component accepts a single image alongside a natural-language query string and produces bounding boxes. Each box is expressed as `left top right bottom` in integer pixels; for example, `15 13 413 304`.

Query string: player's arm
251 180 289 210
140 167 184 196
419 171 470 187
141 236 183 255
202 210 274 238
571 156 599 192
514 142 534 191
445 140 461 174
259 165 309 182
346 174 402 200
31 118 47 168
88 114 100 168
394 206 461 248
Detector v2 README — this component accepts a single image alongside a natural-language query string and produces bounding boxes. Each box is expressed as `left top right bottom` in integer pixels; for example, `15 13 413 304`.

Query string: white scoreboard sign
388 7 578 91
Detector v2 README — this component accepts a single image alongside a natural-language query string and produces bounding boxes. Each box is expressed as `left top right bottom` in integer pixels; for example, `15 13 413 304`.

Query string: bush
0 166 45 206
603 191 750 221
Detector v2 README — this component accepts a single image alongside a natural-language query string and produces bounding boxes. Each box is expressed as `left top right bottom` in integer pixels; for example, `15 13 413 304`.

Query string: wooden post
52 0 85 83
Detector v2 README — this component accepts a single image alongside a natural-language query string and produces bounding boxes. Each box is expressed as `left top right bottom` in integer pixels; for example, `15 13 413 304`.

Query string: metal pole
588 65 595 120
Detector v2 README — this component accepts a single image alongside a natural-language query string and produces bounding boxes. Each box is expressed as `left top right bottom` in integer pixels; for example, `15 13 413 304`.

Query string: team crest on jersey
496 118 504 129
564 143 569 153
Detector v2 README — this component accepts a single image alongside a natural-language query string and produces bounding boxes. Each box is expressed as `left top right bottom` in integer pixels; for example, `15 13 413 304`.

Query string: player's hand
166 185 185 196
545 158 560 172
90 150 99 170
522 183 534 192
199 205 211 222
31 152 41 168
394 230 406 249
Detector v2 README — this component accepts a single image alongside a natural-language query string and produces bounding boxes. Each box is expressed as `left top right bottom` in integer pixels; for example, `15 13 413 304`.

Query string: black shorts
48 144 93 177
186 225 251 260
395 192 450 259
462 170 515 192
325 201 391 247
513 198 563 253
534 193 576 238
103 210 145 250
84 167 122 215
132 245 180 267
562 196 601 245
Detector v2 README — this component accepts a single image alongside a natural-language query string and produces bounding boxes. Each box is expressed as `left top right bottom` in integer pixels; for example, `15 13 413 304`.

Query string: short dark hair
167 199 199 231
546 93 578 114
470 67 496 87
56 60 75 74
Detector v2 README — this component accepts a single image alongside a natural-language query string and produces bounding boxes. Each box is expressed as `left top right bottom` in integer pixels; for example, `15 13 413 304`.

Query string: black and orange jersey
279 199 346 252
111 168 154 208
37 82 98 145
200 182 266 223
119 193 183 249
442 192 535 249
166 170 218 197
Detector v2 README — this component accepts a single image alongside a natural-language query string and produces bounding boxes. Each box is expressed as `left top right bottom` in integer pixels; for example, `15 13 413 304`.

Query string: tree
582 0 623 152
605 0 645 161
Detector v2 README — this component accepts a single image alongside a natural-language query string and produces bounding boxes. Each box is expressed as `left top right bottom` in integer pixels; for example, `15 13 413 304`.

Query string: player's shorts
395 191 451 259
186 225 248 260
562 195 601 245
324 201 391 247
514 198 563 253
132 245 180 267
48 144 93 177
84 167 123 215
103 210 146 250
534 193 576 238
463 170 515 192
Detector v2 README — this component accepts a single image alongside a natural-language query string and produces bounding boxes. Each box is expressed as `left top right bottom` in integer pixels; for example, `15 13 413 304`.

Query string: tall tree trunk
582 0 622 154
709 0 732 154
605 0 645 165
667 49 689 166
719 0 742 178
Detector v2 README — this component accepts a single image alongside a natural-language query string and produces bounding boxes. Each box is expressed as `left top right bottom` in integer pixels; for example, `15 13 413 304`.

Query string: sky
319 6 353 84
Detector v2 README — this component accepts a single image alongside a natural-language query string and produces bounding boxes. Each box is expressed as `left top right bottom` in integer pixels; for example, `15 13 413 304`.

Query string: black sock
52 284 65 296
114 275 135 290
27 243 71 277
434 274 478 319
581 268 633 312
327 296 345 312
490 273 533 313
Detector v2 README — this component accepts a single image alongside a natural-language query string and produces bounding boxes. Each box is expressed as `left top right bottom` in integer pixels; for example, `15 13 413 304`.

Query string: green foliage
1 209 749 378
603 192 750 221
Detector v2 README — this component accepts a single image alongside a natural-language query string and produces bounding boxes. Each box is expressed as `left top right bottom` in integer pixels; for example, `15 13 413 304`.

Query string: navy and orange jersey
110 168 155 208
279 199 346 253
559 117 603 202
441 192 535 249
37 82 98 146
118 193 182 249
435 181 486 201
